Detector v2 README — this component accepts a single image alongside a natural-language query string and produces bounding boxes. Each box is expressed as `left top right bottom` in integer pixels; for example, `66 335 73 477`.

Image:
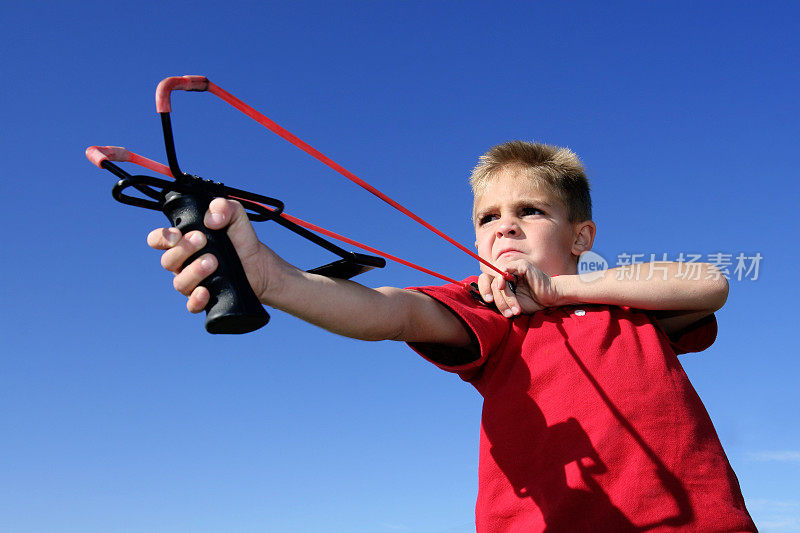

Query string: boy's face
473 168 587 277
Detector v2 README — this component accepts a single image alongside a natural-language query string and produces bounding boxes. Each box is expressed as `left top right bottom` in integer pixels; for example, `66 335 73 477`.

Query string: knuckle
187 292 203 313
196 254 217 276
186 230 205 248
161 251 175 271
190 287 209 313
161 248 185 272
173 274 189 295
229 198 245 214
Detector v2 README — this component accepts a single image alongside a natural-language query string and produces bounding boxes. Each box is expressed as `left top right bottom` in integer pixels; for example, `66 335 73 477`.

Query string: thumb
204 197 237 230
205 198 260 252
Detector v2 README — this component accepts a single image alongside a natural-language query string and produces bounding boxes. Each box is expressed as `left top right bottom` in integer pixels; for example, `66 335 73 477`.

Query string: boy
148 141 755 531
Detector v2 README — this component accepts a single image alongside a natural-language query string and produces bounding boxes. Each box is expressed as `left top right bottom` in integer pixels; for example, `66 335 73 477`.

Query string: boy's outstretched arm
478 261 728 337
147 198 473 346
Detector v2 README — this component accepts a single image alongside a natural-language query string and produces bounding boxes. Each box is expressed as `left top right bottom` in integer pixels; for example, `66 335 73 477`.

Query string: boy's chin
480 255 542 273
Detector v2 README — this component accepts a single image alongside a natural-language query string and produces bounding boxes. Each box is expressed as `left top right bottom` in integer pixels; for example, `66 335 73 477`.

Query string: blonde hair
470 141 592 223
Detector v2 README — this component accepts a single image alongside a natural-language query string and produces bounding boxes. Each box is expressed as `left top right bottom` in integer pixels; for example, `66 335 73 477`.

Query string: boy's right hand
477 259 562 318
146 197 281 313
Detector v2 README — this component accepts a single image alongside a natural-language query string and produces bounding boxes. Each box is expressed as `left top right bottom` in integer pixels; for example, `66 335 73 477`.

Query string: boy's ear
571 220 596 256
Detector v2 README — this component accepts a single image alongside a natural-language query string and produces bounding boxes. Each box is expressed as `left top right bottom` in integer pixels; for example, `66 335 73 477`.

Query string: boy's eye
521 207 544 216
478 213 498 226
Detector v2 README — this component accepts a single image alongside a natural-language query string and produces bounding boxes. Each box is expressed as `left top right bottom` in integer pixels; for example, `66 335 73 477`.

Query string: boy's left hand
477 259 561 317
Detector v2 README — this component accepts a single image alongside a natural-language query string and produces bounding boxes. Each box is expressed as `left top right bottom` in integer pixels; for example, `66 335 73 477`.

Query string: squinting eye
521 207 544 216
478 214 497 226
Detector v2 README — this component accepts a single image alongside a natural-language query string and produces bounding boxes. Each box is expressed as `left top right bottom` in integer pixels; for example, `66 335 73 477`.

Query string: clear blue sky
1 1 798 531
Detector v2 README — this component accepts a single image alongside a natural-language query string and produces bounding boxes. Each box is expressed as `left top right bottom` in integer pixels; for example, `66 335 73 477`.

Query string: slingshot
87 76 513 334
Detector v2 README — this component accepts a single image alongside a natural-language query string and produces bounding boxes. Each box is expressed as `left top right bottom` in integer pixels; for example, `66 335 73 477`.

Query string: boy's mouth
497 249 526 260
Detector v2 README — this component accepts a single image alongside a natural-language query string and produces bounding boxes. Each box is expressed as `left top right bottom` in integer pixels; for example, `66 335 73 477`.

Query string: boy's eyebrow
523 198 553 209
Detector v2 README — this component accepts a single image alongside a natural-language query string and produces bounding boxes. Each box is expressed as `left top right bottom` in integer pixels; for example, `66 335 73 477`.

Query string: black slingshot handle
163 190 269 334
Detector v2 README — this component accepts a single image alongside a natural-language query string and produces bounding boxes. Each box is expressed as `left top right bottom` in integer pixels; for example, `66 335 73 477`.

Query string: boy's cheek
474 234 492 258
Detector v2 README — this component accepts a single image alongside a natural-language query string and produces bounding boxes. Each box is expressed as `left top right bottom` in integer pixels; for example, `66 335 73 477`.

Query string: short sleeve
666 313 718 355
405 277 512 375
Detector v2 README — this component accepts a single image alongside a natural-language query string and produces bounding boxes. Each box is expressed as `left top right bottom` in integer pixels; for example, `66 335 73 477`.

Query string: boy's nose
497 220 520 237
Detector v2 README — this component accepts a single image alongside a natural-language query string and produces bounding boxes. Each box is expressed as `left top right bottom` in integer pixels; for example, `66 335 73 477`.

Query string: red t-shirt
408 278 755 532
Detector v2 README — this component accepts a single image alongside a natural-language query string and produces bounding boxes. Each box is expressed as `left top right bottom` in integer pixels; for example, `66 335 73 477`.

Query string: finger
160 231 206 273
490 277 512 317
504 287 521 316
501 262 527 301
507 260 548 308
147 227 182 250
477 273 495 302
187 286 210 314
172 253 218 296
494 276 521 317
502 260 527 283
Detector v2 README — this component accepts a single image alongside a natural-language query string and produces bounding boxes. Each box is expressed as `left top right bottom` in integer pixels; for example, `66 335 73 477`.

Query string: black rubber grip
162 191 270 334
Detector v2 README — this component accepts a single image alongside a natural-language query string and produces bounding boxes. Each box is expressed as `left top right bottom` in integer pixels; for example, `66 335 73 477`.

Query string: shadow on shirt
481 322 692 531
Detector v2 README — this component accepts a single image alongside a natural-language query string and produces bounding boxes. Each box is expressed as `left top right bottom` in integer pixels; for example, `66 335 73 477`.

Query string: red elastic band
246 202 464 287
204 81 514 284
